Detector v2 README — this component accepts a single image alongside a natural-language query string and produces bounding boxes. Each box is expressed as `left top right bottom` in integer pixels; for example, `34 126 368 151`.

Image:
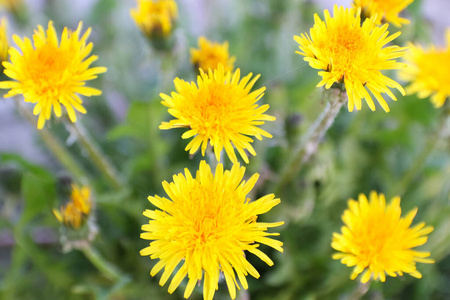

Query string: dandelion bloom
130 0 178 38
294 5 406 112
399 30 450 108
353 0 413 27
53 185 92 229
332 191 434 283
140 161 283 300
160 64 275 163
0 21 107 129
191 36 236 72
0 18 8 63
0 0 22 11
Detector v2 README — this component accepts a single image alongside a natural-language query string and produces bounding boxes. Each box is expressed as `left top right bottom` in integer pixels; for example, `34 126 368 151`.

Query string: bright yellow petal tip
53 184 92 229
159 64 275 163
130 0 178 38
0 18 8 63
294 5 406 113
191 36 236 72
0 21 106 129
353 0 414 27
332 191 434 283
399 29 450 108
140 160 284 300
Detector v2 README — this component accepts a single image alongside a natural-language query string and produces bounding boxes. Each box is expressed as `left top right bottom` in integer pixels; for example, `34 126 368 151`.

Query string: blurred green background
0 0 449 299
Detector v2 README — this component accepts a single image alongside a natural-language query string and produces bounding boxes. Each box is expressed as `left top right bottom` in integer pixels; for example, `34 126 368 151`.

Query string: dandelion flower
53 185 92 229
140 160 284 300
294 5 406 112
0 18 8 63
130 0 178 38
332 191 434 283
159 64 275 163
191 36 236 72
0 0 22 11
399 30 450 108
353 0 413 27
0 21 107 129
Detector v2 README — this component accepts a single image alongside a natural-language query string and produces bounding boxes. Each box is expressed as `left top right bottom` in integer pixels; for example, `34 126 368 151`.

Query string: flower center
193 82 238 136
418 51 450 90
325 25 370 79
27 44 74 98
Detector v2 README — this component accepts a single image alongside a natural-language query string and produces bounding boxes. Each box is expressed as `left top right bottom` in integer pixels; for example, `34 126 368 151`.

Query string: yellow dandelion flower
0 21 107 129
53 185 92 229
140 160 284 300
0 18 8 63
399 30 450 108
130 0 178 38
353 0 413 27
191 36 236 72
332 191 434 283
159 64 275 163
0 0 22 11
294 5 406 112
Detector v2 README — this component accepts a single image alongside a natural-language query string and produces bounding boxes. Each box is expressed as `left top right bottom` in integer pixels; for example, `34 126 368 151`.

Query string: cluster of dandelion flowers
332 191 434 283
353 0 413 27
130 0 178 38
191 36 236 72
140 161 283 300
0 21 107 129
159 64 275 163
399 30 450 108
53 185 92 229
294 5 406 113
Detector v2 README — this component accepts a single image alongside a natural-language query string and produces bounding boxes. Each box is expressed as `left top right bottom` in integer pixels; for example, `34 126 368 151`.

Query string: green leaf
20 171 56 224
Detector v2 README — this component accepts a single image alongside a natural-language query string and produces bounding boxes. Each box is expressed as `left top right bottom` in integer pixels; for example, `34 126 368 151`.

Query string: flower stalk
15 99 88 180
348 280 371 300
275 87 345 192
80 245 123 282
65 120 126 191
390 103 450 196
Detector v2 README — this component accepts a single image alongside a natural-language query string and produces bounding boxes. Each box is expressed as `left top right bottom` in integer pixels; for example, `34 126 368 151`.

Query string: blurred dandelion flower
130 0 178 39
159 64 275 163
0 21 107 129
53 185 92 229
353 0 413 27
140 160 284 300
0 18 8 64
332 191 434 283
191 36 236 72
294 5 406 112
399 30 450 108
0 0 22 11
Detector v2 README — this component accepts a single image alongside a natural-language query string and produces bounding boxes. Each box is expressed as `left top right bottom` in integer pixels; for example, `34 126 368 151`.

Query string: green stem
347 280 371 300
390 109 449 197
15 100 88 180
274 87 345 193
206 148 219 172
80 246 122 282
66 120 126 191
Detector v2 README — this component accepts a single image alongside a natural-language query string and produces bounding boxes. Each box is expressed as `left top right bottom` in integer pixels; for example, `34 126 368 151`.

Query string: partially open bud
53 184 97 252
130 0 178 50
